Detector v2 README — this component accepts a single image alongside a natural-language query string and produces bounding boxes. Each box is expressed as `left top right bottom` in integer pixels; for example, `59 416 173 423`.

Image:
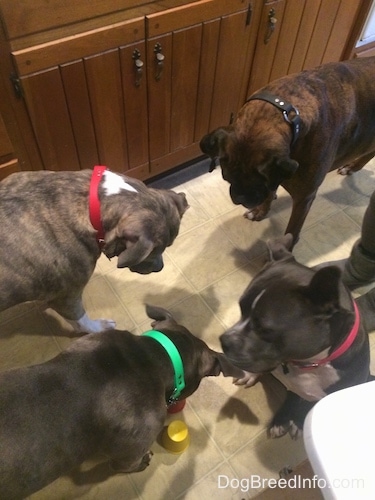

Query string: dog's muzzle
128 256 164 274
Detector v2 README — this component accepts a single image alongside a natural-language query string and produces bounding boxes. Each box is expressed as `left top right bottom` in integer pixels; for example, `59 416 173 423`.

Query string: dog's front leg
48 295 116 334
243 191 276 221
284 192 316 245
268 391 314 440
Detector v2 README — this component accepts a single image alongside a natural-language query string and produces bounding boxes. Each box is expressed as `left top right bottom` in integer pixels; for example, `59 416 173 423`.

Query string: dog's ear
168 191 189 216
258 158 299 190
103 216 154 268
267 234 294 261
204 350 245 378
199 127 233 171
302 266 342 313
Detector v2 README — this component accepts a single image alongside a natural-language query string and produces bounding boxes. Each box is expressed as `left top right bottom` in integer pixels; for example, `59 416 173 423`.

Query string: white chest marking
272 363 340 402
102 170 137 195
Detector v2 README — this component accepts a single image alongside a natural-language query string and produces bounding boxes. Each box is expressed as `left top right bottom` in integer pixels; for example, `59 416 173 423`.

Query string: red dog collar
89 165 107 246
289 301 360 371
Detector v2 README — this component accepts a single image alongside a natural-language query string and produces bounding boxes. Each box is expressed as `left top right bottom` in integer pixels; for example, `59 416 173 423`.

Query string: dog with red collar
0 167 188 333
220 234 374 439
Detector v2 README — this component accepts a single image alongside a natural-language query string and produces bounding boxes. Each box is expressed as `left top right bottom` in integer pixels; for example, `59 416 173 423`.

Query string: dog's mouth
229 186 269 209
223 355 277 374
127 256 164 274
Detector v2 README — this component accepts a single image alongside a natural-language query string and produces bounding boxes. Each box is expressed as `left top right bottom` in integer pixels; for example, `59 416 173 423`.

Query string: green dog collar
142 330 185 403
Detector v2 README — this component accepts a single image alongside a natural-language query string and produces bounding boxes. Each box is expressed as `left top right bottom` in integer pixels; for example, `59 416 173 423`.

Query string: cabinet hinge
10 73 23 99
246 3 253 26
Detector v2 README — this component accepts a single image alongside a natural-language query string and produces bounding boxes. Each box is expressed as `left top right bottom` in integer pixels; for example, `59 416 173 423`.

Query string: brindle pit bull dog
200 57 375 246
220 234 374 439
0 305 244 499
0 167 188 333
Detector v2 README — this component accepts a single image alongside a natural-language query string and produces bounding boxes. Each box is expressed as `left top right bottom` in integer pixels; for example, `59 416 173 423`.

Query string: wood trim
12 18 145 76
146 0 250 37
0 159 20 180
150 142 202 175
0 0 154 40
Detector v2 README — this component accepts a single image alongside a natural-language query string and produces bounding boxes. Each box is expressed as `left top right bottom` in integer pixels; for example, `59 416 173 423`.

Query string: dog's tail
145 304 174 322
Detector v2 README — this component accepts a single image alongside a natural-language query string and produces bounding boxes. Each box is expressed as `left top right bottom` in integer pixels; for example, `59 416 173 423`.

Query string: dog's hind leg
48 294 116 334
337 151 375 175
110 451 154 473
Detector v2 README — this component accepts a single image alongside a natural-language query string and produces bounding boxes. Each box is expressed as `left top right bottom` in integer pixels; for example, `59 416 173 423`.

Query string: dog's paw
68 314 116 334
110 450 154 473
268 420 302 440
243 208 267 221
337 164 354 175
134 451 154 472
233 371 260 388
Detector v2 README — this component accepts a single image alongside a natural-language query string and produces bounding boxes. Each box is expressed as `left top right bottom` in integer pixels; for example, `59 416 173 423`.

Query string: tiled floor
1 158 375 499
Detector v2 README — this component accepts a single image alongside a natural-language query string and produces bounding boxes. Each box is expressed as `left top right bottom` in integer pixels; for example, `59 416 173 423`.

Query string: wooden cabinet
247 0 365 96
145 0 262 175
5 0 262 179
0 0 371 180
0 111 19 180
13 18 149 177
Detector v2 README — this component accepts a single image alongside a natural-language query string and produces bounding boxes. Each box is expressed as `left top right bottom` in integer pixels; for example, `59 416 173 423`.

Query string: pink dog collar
289 301 360 370
89 166 107 246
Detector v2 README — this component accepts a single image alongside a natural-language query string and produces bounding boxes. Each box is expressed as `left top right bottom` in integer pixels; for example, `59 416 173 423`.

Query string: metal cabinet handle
132 49 144 87
264 8 277 44
154 43 165 81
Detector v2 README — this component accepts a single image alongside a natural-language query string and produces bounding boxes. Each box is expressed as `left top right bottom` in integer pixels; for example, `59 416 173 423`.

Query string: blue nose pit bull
0 305 244 499
220 234 374 439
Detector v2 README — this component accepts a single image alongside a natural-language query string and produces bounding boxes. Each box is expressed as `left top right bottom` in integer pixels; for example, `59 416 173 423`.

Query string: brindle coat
200 57 375 245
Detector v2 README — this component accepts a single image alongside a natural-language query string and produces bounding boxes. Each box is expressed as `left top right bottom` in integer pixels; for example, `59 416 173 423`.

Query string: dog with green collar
0 305 244 499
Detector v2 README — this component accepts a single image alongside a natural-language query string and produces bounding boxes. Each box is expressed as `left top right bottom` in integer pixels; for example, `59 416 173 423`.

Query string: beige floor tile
299 211 361 262
168 220 251 291
228 430 307 498
0 308 61 370
154 293 230 351
1 157 374 500
178 461 247 500
129 404 225 500
200 265 258 329
181 168 237 219
105 254 195 326
188 376 286 459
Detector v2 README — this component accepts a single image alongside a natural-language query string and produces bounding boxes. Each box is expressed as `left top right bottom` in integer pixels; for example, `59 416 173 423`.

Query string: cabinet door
13 20 149 176
247 0 287 95
146 0 261 176
247 0 364 95
0 112 19 180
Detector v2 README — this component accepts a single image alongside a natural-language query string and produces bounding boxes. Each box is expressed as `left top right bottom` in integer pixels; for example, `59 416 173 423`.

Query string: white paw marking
233 371 260 388
268 421 302 440
103 170 137 195
243 210 256 220
67 314 116 334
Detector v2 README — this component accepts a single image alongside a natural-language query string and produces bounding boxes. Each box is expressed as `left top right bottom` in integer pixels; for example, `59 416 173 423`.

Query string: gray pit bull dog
220 234 375 439
0 305 244 499
0 167 188 333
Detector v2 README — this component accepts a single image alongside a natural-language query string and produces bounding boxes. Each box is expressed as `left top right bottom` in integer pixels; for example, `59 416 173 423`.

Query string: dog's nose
220 331 242 353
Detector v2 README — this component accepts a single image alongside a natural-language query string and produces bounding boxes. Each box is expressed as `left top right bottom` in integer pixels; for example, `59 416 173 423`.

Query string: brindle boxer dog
200 57 375 246
0 305 244 499
0 168 188 333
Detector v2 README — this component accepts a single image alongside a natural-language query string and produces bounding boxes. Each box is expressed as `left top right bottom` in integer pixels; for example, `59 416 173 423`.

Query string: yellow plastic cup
162 420 190 454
